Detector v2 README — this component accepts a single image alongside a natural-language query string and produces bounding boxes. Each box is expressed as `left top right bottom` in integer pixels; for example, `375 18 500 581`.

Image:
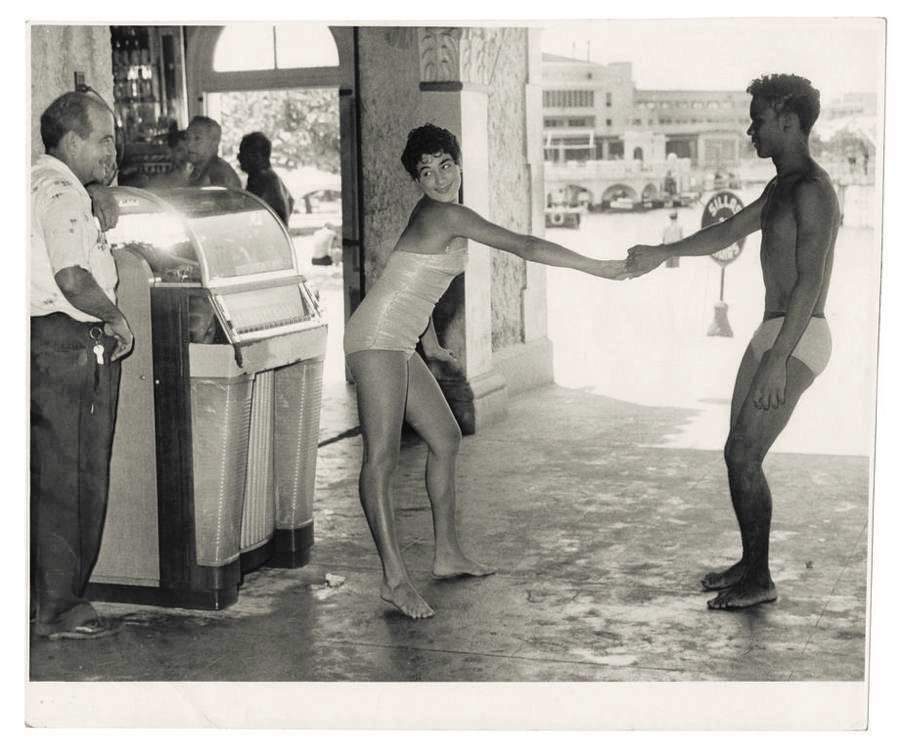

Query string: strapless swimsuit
343 247 468 359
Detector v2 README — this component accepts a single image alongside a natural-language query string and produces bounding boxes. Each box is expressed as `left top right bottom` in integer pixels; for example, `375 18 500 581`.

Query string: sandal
45 618 121 641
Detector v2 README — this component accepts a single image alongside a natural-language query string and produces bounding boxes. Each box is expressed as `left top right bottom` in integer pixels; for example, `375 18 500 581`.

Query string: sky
540 18 884 100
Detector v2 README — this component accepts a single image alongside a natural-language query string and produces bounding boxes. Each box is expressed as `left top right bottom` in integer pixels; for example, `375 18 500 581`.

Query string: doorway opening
205 87 352 440
187 23 360 442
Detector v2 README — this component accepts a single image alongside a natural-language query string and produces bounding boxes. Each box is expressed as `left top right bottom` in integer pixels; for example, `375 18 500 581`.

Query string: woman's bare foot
432 550 496 579
380 580 435 619
701 560 747 591
707 579 778 610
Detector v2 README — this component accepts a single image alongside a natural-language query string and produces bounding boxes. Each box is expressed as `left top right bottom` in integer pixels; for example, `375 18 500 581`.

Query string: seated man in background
237 131 294 226
184 115 241 190
311 222 340 267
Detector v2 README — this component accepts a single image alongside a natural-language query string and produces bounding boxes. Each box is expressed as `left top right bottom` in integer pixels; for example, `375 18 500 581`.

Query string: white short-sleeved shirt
31 154 118 321
312 227 337 258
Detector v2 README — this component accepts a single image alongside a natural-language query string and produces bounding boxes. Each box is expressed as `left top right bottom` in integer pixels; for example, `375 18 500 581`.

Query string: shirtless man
184 116 241 190
626 74 840 610
237 131 294 225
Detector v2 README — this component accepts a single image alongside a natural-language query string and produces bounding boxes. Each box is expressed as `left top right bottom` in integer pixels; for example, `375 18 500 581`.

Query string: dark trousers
30 313 121 628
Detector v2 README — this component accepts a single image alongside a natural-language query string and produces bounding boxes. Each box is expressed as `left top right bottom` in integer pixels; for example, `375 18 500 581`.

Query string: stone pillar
494 27 555 396
417 27 507 433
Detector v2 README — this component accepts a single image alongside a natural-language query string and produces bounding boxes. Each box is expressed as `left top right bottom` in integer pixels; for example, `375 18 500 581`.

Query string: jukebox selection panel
217 284 319 341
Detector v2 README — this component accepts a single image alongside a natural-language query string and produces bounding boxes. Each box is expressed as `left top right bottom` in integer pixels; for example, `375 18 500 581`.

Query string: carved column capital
417 27 463 83
417 27 510 88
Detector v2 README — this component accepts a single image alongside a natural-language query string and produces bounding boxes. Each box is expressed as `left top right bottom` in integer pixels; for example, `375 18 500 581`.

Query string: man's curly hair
746 74 821 134
400 124 461 179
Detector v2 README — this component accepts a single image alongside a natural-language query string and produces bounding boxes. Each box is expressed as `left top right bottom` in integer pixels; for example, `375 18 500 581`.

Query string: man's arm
54 267 134 360
752 181 834 409
258 173 291 225
627 184 772 276
85 184 120 232
220 162 243 191
209 160 243 190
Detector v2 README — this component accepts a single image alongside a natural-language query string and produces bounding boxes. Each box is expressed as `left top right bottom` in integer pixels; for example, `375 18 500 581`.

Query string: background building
542 53 750 172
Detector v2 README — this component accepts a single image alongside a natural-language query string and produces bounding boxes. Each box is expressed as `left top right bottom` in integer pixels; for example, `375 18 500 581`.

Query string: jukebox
86 187 328 609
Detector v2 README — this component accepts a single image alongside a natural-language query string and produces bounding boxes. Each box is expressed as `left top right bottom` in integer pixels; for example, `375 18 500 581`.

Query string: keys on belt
89 326 105 414
89 326 105 366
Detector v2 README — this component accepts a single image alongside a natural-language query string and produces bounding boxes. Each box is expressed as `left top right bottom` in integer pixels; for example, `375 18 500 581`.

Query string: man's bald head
40 91 108 152
186 115 223 164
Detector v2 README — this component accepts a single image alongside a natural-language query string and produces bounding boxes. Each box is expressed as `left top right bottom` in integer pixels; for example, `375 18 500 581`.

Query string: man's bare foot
380 580 435 619
701 561 747 591
707 579 778 610
432 551 496 579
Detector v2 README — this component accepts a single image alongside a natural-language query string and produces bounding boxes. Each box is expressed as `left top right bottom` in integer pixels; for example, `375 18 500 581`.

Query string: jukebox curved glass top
106 187 297 285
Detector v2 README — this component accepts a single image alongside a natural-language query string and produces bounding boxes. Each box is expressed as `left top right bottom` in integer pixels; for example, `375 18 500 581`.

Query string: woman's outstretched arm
439 203 630 280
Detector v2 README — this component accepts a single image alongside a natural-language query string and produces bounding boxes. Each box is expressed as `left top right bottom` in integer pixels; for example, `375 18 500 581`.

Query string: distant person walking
661 211 683 268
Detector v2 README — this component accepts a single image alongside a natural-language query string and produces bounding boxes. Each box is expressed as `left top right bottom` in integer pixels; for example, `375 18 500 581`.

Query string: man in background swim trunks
626 74 840 610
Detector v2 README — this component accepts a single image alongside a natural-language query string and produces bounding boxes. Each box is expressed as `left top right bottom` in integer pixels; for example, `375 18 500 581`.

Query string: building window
567 117 595 127
606 118 613 127
705 138 738 165
633 118 642 126
544 118 563 127
606 92 613 107
543 90 595 108
608 140 624 158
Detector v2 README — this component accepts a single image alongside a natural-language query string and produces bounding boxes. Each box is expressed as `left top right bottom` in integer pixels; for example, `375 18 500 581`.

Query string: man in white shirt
31 91 134 640
662 211 683 268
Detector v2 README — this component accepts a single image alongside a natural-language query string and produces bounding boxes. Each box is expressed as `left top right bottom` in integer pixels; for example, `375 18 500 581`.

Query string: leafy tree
217 88 340 173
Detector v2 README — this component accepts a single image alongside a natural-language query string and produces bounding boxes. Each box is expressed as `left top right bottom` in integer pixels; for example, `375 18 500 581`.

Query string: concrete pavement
29 382 868 683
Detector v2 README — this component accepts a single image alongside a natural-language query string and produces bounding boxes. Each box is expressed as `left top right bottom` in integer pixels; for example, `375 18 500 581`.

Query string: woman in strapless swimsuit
345 124 631 619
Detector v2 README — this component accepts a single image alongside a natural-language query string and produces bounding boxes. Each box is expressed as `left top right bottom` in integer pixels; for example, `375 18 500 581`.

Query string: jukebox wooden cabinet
87 187 328 609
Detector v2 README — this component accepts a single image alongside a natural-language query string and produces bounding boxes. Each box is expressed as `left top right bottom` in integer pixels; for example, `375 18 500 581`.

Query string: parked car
545 205 583 229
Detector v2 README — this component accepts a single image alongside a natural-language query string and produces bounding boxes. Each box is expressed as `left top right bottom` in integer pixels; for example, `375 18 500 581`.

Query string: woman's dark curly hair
400 124 461 179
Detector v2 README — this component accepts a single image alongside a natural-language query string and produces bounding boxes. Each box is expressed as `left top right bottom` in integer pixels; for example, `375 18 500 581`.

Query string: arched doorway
184 24 362 439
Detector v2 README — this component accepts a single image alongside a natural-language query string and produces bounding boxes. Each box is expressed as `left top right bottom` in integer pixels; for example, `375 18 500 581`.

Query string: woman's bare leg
348 350 434 619
404 354 495 579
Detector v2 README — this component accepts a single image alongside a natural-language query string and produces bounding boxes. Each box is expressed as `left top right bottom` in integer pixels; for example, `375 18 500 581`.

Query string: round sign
702 191 746 267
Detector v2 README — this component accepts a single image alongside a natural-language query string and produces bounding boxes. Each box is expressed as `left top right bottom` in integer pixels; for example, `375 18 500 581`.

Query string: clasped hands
595 246 670 280
625 244 669 277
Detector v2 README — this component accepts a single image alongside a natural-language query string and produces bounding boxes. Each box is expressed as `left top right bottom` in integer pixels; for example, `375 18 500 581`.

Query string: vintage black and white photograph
22 6 891 731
